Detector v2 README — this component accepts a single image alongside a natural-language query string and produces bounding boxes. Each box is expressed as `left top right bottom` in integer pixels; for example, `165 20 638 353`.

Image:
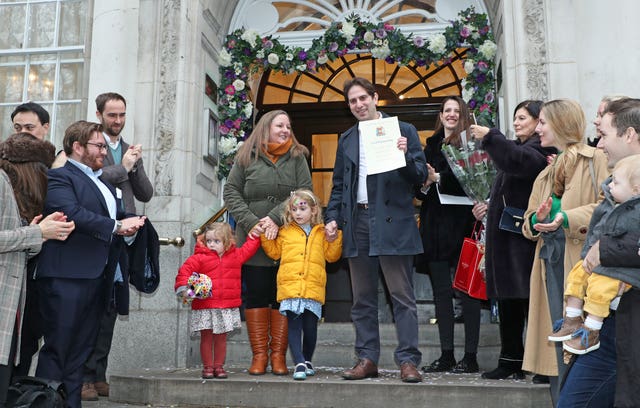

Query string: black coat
480 129 556 298
417 130 475 268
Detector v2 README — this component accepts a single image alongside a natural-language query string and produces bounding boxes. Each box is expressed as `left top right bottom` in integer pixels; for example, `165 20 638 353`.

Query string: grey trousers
347 207 422 366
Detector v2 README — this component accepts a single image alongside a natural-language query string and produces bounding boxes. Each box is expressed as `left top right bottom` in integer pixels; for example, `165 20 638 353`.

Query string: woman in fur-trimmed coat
469 100 556 380
0 133 73 405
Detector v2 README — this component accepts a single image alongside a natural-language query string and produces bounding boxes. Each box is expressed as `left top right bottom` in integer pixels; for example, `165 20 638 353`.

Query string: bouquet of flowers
441 135 496 204
183 272 213 304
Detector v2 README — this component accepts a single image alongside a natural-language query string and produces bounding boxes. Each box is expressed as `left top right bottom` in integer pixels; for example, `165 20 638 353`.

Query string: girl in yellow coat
261 189 342 380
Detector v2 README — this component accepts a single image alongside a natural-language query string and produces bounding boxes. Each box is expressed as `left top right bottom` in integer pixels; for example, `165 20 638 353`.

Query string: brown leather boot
269 308 289 375
245 308 270 375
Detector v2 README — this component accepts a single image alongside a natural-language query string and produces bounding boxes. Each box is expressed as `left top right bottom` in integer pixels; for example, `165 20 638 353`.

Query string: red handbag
453 223 488 300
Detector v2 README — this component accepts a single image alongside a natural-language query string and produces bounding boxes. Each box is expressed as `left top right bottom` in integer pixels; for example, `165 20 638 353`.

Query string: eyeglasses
86 142 108 151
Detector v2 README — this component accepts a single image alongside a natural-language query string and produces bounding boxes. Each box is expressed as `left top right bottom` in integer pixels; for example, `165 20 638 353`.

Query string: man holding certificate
324 77 427 383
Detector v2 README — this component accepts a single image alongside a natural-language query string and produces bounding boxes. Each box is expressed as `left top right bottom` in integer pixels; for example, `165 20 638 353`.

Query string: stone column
86 0 140 123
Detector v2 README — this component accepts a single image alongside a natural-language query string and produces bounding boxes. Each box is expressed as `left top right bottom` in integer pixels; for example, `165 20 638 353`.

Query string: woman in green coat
223 110 312 375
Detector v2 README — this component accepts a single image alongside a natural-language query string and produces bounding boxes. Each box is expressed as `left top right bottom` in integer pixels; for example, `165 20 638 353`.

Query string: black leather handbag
499 206 525 234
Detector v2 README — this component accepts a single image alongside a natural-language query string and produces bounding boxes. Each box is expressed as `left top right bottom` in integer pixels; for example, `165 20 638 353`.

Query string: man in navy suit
35 120 146 408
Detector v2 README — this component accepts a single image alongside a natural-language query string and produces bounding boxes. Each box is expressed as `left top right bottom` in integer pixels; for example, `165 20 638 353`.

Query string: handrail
158 236 185 247
193 206 228 237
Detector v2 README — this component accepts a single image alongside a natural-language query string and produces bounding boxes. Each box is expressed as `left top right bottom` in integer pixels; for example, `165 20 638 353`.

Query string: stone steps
109 367 552 408
221 322 501 370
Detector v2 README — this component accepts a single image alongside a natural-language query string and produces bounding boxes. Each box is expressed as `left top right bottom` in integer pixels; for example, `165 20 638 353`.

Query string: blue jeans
557 312 616 408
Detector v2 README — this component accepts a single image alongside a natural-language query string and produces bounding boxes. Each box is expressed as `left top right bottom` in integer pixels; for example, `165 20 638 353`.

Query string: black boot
422 350 456 373
481 365 525 380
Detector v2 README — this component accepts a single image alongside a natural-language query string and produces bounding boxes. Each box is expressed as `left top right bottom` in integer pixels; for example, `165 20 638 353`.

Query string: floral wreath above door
216 7 496 179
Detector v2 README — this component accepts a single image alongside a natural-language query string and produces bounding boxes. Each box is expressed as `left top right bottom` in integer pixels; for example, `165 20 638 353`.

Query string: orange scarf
264 138 292 163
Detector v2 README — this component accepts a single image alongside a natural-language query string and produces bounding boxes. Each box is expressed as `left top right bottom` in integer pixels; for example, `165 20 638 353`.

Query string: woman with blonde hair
521 99 609 403
224 110 312 376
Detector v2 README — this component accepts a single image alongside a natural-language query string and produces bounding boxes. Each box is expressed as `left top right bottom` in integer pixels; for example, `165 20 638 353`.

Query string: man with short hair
558 98 640 408
10 102 52 378
324 77 426 383
35 120 145 408
10 102 50 140
81 93 153 400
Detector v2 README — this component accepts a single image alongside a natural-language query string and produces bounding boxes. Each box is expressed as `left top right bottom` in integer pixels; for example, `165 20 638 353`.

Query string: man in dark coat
324 77 427 383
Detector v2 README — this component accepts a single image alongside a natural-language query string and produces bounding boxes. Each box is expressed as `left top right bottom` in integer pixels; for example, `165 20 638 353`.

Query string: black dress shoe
421 357 456 373
532 374 550 384
454 313 464 323
451 358 479 373
481 366 525 380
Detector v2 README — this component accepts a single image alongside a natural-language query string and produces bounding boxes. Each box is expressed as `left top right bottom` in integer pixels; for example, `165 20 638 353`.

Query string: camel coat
521 144 609 375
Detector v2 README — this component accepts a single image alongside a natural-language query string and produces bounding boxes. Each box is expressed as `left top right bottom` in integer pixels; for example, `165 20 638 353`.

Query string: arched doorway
226 0 493 322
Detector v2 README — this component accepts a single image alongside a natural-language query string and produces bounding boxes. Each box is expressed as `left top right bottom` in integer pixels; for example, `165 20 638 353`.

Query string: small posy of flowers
216 6 496 179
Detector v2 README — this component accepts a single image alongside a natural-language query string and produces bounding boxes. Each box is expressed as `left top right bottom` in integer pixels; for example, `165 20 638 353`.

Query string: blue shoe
293 363 307 381
305 361 315 376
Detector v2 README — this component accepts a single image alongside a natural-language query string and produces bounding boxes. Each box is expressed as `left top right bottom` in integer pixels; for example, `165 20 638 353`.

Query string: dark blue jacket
325 112 427 258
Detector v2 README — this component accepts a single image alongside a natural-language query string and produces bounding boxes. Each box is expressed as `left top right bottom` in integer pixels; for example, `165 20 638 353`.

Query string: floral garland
216 6 497 179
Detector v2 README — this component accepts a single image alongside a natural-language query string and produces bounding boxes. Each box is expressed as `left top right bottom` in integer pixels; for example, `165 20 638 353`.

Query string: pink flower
225 85 235 95
479 104 490 113
227 39 236 49
383 23 394 31
306 59 316 70
477 61 488 72
460 26 471 38
219 125 230 135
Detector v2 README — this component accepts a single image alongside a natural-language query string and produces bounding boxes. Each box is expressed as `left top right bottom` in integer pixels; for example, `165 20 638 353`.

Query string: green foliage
216 6 497 179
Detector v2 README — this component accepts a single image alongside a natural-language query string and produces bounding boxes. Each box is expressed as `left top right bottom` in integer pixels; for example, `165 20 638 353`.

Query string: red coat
175 237 260 309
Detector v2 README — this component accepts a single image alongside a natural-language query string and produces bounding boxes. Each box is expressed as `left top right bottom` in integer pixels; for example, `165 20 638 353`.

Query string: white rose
462 87 474 103
463 60 475 74
341 22 356 42
286 53 294 61
256 49 265 59
478 40 497 60
296 64 306 72
228 101 236 110
267 53 279 65
363 31 375 42
317 54 329 65
232 79 245 91
427 34 447 54
371 44 390 60
218 136 238 155
243 102 253 118
218 49 232 67
241 29 259 48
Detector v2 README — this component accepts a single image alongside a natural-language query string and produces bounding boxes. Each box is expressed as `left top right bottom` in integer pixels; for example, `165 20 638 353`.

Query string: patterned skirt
189 307 241 335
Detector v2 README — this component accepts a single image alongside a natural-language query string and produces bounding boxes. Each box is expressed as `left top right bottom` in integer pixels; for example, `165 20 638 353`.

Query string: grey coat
325 113 427 258
0 171 42 365
101 137 153 215
585 178 640 288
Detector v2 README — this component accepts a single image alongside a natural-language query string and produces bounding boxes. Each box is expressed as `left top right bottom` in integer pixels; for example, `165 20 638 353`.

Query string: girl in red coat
175 222 260 379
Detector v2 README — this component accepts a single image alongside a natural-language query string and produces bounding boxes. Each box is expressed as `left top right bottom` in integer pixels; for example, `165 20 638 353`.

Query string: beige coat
0 171 43 365
521 145 609 376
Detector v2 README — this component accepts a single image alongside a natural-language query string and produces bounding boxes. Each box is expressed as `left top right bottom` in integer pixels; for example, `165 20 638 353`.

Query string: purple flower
328 42 339 52
306 59 316 70
468 99 477 109
413 36 425 47
298 50 307 60
484 92 495 103
263 40 274 49
224 70 235 79
224 119 235 128
243 48 251 55
385 56 395 64
476 73 486 83
460 26 471 38
416 59 426 67
375 28 387 39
